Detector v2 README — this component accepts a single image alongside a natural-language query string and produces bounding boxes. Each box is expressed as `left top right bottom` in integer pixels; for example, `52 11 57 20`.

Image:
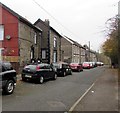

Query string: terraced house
0 3 42 72
34 19 62 64
61 36 85 63
83 44 97 62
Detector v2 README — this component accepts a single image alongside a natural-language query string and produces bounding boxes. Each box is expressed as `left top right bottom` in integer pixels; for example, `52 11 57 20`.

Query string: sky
0 0 119 52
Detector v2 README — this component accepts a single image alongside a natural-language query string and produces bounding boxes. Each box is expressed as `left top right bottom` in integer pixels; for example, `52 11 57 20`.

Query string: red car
82 62 91 69
69 63 83 72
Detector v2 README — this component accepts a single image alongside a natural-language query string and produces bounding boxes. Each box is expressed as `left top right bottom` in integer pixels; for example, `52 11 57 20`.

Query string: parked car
69 63 83 72
89 62 94 68
51 62 72 76
96 62 104 66
21 63 57 84
0 61 17 94
91 62 97 67
82 62 91 69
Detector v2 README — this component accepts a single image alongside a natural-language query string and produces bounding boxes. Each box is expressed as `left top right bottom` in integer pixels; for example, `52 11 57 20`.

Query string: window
2 65 6 72
54 37 57 48
0 25 4 40
34 33 37 44
30 51 33 59
42 50 46 59
30 46 34 59
4 62 13 70
53 51 57 63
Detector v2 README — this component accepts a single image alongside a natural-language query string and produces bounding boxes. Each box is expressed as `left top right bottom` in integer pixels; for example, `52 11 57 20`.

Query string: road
2 66 106 111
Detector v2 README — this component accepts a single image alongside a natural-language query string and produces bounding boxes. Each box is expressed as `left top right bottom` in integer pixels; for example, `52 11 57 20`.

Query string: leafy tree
102 15 118 64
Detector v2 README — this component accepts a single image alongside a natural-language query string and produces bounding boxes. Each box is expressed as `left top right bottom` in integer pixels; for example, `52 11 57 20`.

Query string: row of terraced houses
0 3 98 73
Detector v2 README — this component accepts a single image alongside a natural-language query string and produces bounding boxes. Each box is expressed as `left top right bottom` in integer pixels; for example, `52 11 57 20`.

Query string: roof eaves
1 2 42 32
50 26 62 37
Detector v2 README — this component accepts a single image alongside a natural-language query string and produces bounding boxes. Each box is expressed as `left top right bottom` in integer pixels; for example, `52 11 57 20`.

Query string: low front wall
2 56 20 73
2 56 19 62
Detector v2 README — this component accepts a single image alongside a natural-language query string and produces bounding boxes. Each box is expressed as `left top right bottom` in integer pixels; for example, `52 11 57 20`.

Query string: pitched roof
50 26 62 37
0 2 42 32
34 18 62 37
64 36 85 49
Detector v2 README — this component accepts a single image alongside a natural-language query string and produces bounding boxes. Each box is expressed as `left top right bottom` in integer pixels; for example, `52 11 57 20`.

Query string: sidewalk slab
72 68 118 112
17 74 21 81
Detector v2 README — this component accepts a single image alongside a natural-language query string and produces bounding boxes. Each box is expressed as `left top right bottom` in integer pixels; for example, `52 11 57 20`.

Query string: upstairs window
34 33 37 44
0 25 4 40
54 37 57 48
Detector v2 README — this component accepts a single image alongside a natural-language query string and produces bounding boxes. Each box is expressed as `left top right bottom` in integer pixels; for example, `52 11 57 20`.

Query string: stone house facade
89 50 97 62
83 44 97 62
19 21 42 67
34 19 61 63
80 47 86 63
61 36 72 63
61 36 82 63
0 3 42 73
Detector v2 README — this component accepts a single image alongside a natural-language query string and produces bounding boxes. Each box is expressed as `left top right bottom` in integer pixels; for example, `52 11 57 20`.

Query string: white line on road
69 83 95 112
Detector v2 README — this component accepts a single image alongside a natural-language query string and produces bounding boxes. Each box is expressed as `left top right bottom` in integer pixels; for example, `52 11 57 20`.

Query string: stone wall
18 22 41 70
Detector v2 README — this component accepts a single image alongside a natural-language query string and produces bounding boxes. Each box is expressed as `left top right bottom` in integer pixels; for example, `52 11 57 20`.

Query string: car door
41 64 49 80
47 64 54 79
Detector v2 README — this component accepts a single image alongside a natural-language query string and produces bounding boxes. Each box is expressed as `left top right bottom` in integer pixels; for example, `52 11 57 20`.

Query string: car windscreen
70 63 78 65
3 62 13 70
24 65 37 71
62 64 69 68
52 63 61 68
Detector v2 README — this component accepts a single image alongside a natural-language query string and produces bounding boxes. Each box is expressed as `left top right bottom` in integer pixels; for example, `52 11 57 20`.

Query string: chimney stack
44 19 50 26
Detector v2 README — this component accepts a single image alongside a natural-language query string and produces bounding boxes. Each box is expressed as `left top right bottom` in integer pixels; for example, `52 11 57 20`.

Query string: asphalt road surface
2 66 106 111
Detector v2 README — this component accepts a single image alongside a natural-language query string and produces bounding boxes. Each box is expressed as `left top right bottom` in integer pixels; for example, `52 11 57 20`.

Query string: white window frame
53 37 57 48
30 51 33 59
53 51 57 63
0 25 4 40
42 50 46 59
34 33 37 44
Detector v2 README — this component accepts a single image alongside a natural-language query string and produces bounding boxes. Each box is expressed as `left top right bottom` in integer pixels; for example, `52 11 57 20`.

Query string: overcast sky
0 0 119 52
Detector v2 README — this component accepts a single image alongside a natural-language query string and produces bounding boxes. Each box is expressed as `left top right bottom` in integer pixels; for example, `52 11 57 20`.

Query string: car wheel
70 70 72 75
78 69 80 72
22 77 27 81
53 74 57 80
63 72 66 77
39 76 44 84
3 80 15 94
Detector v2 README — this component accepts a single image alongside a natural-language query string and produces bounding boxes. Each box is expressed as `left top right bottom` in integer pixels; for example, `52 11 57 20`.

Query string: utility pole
118 2 120 67
88 41 90 62
118 1 120 89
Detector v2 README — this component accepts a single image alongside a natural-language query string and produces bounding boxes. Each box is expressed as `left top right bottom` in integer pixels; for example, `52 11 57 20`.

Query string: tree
102 15 118 65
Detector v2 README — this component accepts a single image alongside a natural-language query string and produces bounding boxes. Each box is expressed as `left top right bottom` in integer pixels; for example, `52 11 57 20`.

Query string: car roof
0 61 11 65
52 61 68 65
26 63 49 66
70 63 79 64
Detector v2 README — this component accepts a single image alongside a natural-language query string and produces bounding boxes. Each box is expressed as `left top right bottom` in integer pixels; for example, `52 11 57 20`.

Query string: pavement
17 74 22 81
69 67 119 112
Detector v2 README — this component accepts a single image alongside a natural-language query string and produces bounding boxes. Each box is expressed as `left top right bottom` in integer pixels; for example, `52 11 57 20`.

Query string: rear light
24 65 29 69
75 66 77 69
36 66 40 71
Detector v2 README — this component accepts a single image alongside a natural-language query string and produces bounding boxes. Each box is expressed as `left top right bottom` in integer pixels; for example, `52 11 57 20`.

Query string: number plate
25 75 32 78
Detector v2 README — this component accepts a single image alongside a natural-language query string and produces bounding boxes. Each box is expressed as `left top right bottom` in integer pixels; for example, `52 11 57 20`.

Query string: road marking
69 83 95 112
